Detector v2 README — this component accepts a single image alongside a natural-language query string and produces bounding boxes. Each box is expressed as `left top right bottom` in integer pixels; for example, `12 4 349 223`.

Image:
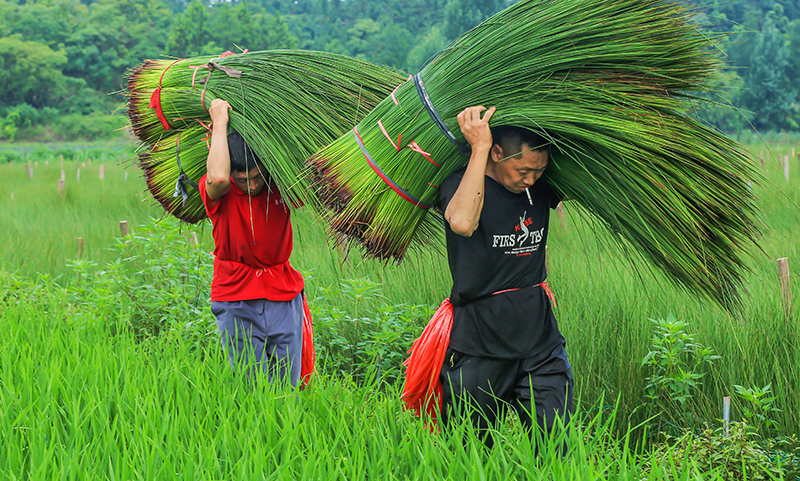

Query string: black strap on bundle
173 132 198 206
413 72 470 157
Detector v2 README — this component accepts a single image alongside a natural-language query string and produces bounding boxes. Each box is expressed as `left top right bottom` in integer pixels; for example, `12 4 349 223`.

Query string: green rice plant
0 155 165 281
548 152 800 446
5 289 771 480
2 141 799 457
126 50 406 223
308 0 761 308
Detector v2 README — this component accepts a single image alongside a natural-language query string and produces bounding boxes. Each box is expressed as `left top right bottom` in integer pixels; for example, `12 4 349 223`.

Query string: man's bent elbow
205 177 230 199
206 175 228 188
448 218 478 237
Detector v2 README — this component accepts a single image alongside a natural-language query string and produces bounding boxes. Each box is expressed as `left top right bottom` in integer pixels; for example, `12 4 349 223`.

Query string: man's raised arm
205 99 233 200
444 105 496 237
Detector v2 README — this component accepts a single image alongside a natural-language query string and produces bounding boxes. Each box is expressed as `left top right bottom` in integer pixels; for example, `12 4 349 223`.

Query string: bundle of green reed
308 0 761 306
126 50 405 223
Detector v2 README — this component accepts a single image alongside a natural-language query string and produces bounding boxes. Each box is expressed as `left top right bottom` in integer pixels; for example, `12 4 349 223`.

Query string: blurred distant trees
0 0 798 140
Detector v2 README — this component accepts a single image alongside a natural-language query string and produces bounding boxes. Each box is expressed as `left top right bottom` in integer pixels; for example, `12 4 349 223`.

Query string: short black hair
228 131 266 174
490 126 550 159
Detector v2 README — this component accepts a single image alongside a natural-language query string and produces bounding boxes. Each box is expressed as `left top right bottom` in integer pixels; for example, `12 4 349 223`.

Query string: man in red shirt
200 98 306 386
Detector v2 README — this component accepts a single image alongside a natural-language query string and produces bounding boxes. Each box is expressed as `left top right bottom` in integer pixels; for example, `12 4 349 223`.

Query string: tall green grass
2 156 163 281
1 142 799 476
1 152 453 305
0 292 781 479
549 143 800 440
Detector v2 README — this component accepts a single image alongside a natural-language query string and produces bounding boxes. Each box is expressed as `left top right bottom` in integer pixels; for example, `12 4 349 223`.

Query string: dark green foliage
2 0 800 140
3 217 432 384
0 35 71 108
0 148 22 164
311 278 433 384
740 18 798 131
647 423 782 480
442 0 507 40
641 315 720 433
56 112 130 142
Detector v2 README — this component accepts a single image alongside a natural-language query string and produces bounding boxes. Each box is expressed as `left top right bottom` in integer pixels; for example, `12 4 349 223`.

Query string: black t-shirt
439 167 564 359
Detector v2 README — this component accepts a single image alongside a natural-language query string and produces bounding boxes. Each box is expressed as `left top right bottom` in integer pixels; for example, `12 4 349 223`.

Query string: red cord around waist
492 281 557 308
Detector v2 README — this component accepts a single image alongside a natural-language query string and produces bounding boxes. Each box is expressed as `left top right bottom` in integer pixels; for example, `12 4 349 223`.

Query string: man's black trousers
439 343 573 450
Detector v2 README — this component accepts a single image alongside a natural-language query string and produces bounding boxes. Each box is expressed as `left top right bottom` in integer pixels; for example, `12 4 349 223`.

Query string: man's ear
490 144 503 163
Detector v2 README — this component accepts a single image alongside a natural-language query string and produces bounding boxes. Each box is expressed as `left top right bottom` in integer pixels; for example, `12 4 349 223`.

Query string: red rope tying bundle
148 58 182 131
353 126 432 209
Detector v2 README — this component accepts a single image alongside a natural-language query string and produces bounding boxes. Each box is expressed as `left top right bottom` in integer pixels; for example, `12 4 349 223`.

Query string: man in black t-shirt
438 105 573 450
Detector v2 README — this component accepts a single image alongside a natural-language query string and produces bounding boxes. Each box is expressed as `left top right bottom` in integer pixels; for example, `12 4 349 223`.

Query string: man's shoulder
441 167 467 191
445 166 467 180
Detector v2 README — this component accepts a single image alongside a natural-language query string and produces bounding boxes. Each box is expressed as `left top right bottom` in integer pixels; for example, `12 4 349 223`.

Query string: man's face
489 143 549 194
231 165 267 195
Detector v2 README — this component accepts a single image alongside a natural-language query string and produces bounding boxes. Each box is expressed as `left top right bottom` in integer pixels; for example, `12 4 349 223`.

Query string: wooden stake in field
81 162 86 169
77 168 81 182
99 164 105 180
723 396 731 437
10 193 14 201
77 237 84 259
124 172 128 182
60 154 64 170
58 179 65 196
25 164 33 180
119 220 129 237
784 155 790 181
778 257 792 319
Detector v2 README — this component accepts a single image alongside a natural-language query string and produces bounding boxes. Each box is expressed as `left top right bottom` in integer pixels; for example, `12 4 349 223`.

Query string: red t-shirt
199 174 304 302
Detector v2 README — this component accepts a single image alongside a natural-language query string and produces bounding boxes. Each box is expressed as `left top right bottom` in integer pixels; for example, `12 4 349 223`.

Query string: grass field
1 139 799 479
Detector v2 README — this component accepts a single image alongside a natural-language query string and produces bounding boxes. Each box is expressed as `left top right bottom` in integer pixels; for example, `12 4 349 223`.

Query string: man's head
487 127 550 194
228 131 268 195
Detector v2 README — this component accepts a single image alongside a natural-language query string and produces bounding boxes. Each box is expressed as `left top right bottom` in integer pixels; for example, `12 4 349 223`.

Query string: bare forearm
445 145 490 237
207 127 230 183
446 105 496 237
205 99 232 199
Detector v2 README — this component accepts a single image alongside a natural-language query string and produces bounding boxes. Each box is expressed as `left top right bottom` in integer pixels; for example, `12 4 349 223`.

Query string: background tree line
0 0 798 141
